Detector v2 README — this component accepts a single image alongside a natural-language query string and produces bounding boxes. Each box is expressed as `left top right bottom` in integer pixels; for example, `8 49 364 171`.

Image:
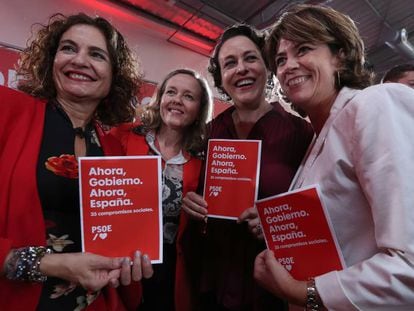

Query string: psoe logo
91 225 112 241
209 185 222 197
278 256 295 271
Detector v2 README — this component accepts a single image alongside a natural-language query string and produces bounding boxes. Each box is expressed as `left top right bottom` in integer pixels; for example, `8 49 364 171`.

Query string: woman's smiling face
275 38 340 113
53 24 112 105
159 73 202 131
218 35 268 108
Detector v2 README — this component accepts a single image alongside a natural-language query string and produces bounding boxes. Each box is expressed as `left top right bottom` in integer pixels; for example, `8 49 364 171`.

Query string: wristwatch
306 278 322 311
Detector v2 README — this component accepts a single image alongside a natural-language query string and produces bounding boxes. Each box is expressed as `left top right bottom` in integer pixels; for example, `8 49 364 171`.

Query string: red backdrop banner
0 46 20 88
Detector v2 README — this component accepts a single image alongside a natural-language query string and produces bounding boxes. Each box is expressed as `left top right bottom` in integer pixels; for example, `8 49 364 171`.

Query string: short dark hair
208 24 267 99
17 13 142 125
265 4 374 90
382 63 414 83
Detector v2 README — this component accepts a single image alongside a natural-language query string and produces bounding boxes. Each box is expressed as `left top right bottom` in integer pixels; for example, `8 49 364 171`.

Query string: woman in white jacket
254 4 414 310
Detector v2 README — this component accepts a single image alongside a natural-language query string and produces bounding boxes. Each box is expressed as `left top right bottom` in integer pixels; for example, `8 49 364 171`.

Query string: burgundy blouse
195 102 314 310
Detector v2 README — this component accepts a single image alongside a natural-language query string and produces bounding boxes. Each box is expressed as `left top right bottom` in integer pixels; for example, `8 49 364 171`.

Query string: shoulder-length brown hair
17 13 142 125
265 4 374 90
139 68 212 157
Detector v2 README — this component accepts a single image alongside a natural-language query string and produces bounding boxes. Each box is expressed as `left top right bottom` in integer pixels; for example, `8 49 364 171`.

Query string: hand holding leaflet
79 156 163 263
255 185 344 280
204 139 261 220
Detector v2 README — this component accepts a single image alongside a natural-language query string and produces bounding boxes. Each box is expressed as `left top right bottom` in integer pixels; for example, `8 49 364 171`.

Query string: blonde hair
139 69 212 157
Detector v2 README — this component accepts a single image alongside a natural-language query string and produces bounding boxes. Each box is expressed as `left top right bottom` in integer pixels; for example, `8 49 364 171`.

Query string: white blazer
290 84 414 310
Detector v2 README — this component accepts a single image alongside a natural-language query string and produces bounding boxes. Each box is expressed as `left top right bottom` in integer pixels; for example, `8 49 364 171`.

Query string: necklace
74 127 85 138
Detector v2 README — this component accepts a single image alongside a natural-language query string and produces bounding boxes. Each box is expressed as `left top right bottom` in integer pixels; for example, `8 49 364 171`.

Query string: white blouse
291 84 414 310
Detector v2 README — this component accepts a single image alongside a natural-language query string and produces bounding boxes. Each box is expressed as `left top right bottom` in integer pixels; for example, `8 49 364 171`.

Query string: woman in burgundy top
181 25 313 310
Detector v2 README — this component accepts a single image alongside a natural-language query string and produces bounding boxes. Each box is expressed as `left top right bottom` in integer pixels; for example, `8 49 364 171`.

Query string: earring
336 71 341 88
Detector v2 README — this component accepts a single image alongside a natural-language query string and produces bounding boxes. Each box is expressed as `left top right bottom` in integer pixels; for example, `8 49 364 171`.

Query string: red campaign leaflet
256 185 345 280
204 139 261 219
79 156 163 263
